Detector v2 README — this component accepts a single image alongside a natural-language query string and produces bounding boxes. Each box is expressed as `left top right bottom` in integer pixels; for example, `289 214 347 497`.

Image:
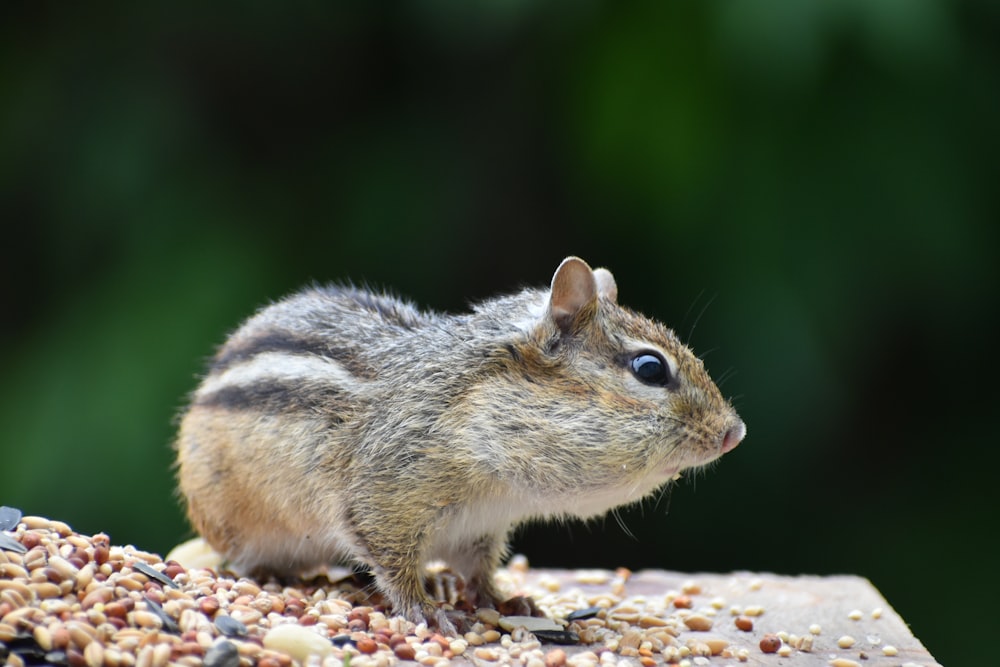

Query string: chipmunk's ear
548 256 599 334
593 267 618 303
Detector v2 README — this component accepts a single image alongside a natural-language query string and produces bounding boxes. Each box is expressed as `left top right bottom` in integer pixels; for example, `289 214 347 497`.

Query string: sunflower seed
213 615 248 638
565 607 602 622
142 596 180 633
203 640 239 667
132 561 179 589
532 630 580 645
0 534 26 554
0 506 22 532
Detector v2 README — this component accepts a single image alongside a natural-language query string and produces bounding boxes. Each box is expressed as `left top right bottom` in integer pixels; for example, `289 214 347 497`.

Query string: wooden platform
0 517 944 667
474 568 942 667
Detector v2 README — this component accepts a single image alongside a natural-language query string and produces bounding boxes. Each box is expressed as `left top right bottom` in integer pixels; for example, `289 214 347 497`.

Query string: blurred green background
2 1 997 663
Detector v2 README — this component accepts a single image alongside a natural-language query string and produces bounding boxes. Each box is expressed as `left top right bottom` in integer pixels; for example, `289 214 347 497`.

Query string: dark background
2 2 997 664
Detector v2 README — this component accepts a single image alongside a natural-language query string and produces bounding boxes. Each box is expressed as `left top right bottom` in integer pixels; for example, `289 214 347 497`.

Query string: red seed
356 637 378 654
198 597 220 617
283 598 305 617
545 648 567 667
180 641 204 656
163 562 185 580
672 595 693 609
69 548 91 564
52 627 71 650
735 616 753 632
759 634 781 653
348 608 370 623
393 643 416 660
104 602 128 619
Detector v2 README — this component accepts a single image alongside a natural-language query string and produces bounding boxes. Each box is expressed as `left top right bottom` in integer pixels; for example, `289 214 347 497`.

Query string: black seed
330 634 355 647
143 596 180 633
132 561 180 589
565 606 602 621
6 633 46 660
214 615 248 637
0 506 22 531
532 630 580 644
0 533 27 554
203 640 240 667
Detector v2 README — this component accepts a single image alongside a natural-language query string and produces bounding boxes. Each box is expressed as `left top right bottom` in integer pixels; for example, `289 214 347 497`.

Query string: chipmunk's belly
226 520 364 575
428 473 675 555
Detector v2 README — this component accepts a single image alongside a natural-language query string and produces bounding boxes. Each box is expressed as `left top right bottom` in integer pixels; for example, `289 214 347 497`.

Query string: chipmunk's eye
630 352 671 386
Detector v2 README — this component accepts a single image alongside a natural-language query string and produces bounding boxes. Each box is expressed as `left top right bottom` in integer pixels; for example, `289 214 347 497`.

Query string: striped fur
175 258 745 630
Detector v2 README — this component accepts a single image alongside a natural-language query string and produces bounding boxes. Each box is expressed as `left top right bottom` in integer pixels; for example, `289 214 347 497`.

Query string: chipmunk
175 257 745 631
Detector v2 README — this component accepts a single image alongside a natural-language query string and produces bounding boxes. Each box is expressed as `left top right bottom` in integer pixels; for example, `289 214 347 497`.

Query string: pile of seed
1 510 901 667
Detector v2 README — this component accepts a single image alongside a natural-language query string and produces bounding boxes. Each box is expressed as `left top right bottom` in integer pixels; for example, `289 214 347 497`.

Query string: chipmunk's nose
721 419 746 453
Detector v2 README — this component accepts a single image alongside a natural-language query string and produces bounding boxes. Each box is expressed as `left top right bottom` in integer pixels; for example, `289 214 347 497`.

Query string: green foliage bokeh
2 2 998 663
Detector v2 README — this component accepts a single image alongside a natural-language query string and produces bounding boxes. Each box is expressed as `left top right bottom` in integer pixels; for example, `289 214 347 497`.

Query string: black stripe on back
195 379 349 423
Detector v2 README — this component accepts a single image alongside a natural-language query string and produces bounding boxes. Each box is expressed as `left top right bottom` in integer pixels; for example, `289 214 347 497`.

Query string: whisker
680 289 707 332
688 291 718 343
612 509 636 541
715 367 737 387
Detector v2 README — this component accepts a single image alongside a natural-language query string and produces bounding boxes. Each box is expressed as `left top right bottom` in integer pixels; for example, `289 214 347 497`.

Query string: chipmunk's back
174 257 745 631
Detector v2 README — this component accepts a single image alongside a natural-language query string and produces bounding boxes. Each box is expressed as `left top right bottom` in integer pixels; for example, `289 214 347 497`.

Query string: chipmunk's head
525 256 746 493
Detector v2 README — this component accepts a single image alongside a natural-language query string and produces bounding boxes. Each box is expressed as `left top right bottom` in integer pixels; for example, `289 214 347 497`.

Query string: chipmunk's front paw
399 602 460 635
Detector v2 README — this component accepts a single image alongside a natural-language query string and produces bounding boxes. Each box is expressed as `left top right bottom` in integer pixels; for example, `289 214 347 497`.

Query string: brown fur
175 257 745 631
